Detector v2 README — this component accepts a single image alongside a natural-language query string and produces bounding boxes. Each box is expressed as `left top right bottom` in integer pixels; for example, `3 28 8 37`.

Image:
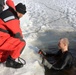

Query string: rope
18 57 26 65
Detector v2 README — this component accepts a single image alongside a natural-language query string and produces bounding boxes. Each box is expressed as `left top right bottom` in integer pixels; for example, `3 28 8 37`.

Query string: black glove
14 32 25 42
38 49 46 55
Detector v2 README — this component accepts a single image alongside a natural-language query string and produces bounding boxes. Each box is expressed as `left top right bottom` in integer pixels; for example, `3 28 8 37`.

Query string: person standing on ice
0 0 26 69
0 0 5 13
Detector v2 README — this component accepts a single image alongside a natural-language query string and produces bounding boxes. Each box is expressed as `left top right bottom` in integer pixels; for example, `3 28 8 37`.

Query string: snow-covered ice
1 0 76 75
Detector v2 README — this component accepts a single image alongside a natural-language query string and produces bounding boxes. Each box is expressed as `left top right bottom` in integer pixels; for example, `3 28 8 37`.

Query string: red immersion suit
0 0 26 62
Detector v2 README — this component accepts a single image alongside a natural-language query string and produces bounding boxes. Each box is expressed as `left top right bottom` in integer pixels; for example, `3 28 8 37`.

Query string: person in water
38 38 73 70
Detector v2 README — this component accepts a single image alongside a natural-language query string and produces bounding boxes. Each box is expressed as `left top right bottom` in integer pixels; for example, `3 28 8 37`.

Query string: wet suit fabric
44 50 73 70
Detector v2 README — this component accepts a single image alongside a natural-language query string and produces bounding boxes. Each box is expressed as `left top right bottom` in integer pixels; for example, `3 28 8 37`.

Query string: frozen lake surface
1 0 76 75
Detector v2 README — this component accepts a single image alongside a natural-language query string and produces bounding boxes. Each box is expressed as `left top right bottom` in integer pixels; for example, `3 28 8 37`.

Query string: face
17 12 24 18
58 40 65 50
58 38 69 52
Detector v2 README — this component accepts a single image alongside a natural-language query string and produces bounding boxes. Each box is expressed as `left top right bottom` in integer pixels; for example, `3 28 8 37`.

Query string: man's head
58 38 69 52
15 3 26 18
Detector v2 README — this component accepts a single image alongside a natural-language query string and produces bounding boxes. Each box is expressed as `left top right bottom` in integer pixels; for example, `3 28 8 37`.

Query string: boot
6 56 23 69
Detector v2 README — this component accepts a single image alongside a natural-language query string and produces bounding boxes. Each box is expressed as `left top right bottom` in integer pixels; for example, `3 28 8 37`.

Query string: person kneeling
0 0 26 69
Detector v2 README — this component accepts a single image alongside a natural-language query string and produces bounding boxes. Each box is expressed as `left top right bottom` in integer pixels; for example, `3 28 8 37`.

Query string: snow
0 43 45 75
1 0 76 75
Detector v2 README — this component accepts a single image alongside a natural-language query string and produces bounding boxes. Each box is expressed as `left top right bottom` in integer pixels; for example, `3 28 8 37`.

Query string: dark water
45 66 76 75
31 30 76 75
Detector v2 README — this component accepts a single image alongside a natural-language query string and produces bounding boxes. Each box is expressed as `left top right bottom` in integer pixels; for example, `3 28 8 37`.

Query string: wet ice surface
1 0 76 75
0 30 76 75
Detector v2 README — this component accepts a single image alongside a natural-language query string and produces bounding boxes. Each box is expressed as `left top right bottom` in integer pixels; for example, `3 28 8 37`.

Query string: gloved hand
38 49 46 55
38 49 53 69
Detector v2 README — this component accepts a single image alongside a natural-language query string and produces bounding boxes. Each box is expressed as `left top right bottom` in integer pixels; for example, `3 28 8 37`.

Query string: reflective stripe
4 16 15 22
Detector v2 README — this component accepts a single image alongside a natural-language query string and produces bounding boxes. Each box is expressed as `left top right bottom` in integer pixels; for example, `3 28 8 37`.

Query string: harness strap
0 28 9 33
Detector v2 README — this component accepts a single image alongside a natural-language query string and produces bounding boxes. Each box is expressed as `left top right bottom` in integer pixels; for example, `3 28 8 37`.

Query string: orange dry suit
0 0 26 62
